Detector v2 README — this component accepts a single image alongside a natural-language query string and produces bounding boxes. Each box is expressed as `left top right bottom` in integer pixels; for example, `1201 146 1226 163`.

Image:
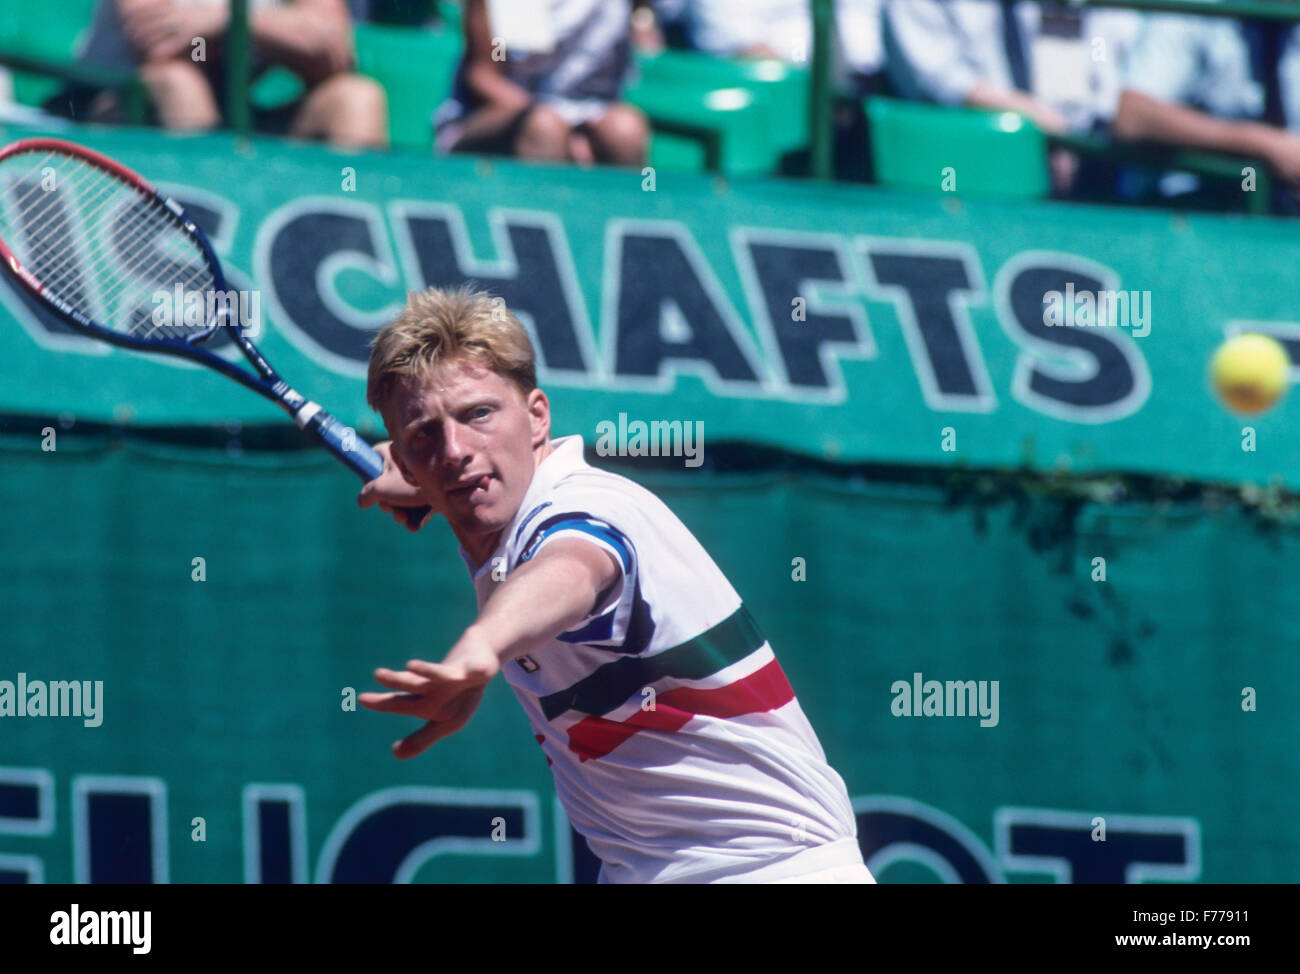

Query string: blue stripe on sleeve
522 516 633 572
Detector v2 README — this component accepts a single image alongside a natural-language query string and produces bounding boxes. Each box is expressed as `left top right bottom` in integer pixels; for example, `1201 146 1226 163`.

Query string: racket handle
303 407 432 529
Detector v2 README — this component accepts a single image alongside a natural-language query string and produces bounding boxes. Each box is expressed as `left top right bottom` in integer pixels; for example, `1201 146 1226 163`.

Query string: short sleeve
518 510 654 654
686 0 767 55
883 0 981 106
1122 14 1202 105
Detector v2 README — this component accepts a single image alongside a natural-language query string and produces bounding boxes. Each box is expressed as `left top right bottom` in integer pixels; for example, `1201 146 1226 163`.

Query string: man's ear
527 387 551 446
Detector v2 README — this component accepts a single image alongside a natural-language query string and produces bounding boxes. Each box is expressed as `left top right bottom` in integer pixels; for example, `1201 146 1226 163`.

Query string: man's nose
441 420 472 464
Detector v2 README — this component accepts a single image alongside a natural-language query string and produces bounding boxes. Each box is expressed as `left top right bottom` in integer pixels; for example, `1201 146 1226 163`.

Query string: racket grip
305 408 432 529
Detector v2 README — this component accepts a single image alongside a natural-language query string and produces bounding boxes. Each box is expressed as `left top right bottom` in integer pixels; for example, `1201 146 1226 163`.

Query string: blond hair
367 286 537 418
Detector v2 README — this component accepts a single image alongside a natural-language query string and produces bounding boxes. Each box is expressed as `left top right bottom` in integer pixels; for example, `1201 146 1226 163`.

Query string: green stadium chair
626 80 778 176
866 96 1049 199
623 51 811 175
249 67 305 111
633 50 809 156
354 22 462 151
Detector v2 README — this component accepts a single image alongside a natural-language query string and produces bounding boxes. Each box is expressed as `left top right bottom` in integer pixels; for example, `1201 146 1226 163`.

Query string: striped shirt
1124 10 1300 132
465 435 866 883
435 0 633 134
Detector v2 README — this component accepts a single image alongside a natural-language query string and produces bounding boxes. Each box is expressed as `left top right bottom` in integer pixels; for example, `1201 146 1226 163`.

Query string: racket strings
102 203 204 312
3 152 213 322
0 149 218 342
2 156 146 314
11 154 145 289
12 174 95 299
5 153 132 278
43 177 203 326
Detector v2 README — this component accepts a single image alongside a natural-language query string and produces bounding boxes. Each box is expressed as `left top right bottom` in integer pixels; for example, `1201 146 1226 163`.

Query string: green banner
0 436 1295 883
2 123 1298 486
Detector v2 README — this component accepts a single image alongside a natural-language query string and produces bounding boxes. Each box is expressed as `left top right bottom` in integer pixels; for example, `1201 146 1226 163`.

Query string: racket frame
0 137 423 514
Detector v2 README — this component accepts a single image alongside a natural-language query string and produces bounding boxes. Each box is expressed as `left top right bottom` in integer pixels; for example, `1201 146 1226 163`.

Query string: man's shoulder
519 461 663 539
507 448 700 565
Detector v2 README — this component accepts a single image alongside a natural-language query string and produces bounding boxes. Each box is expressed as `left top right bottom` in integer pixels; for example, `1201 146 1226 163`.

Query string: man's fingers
405 658 472 683
392 720 455 760
358 476 431 525
358 691 431 716
371 667 433 693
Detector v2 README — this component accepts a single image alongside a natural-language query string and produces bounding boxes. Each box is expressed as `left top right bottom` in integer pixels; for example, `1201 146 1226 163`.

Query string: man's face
386 358 550 559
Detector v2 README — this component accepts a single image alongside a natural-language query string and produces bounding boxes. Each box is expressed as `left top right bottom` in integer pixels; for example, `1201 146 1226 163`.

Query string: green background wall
1 433 1294 882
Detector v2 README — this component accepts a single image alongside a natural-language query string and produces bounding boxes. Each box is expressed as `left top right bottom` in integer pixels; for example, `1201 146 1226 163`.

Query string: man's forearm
1112 90 1272 158
461 0 532 111
464 62 534 113
250 3 352 82
451 544 610 669
965 81 1065 133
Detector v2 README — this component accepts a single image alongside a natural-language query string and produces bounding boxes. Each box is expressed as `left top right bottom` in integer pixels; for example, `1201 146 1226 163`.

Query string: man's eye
471 407 491 420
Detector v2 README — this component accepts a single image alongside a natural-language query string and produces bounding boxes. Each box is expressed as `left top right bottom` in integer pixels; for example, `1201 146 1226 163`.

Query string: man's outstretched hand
357 440 435 532
360 538 620 758
360 628 501 759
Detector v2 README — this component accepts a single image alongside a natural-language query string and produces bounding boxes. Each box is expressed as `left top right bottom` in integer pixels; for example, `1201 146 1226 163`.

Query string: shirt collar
459 435 587 578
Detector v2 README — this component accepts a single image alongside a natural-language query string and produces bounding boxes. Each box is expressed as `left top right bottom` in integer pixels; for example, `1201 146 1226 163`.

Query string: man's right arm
884 1 1066 134
1109 13 1295 179
249 0 354 84
1112 89 1278 160
883 0 974 106
461 0 533 113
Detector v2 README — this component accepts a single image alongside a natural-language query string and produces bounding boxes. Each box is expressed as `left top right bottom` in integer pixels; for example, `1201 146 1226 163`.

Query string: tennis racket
0 137 429 526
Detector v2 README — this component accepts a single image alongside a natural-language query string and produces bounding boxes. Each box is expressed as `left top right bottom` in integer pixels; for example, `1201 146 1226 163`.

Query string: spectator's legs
446 104 571 160
513 106 572 160
446 104 532 154
139 61 220 130
291 74 389 149
583 105 649 166
568 129 596 165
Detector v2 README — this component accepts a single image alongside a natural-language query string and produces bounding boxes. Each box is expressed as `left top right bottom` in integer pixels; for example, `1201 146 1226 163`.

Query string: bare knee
589 105 649 166
299 74 389 149
515 106 571 160
140 60 219 130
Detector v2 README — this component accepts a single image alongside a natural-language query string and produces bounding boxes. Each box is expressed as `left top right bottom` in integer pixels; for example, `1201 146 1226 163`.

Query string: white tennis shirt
464 435 868 883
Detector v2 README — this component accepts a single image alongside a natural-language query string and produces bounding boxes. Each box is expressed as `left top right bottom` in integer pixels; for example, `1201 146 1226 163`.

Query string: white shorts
770 862 877 884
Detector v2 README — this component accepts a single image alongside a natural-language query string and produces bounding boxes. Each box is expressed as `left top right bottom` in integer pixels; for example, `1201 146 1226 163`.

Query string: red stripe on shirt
566 657 795 762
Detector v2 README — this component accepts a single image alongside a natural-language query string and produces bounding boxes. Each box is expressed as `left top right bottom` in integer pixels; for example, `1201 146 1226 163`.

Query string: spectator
434 0 648 166
679 0 885 94
883 0 1143 193
74 0 388 148
1113 5 1300 213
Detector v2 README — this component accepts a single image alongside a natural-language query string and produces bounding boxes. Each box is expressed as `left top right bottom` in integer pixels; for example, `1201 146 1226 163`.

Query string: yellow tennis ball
1211 333 1290 414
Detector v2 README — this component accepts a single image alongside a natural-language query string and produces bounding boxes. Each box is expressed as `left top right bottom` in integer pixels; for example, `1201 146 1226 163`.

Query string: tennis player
358 286 874 884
